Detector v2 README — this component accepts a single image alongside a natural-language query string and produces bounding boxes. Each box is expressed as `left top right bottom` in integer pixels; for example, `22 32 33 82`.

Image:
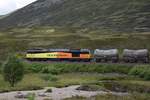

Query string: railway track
25 60 149 66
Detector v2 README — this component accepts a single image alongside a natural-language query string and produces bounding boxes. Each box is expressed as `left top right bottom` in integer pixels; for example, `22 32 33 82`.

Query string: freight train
25 48 149 63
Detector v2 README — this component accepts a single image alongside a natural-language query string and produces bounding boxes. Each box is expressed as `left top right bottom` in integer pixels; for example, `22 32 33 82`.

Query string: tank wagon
94 49 119 62
25 48 150 63
123 49 149 63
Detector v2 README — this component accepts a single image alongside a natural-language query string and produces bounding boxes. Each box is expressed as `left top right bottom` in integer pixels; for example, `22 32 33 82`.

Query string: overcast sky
0 0 37 15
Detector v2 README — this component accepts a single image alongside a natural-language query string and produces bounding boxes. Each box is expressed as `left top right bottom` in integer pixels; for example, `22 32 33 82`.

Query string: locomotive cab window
72 52 80 57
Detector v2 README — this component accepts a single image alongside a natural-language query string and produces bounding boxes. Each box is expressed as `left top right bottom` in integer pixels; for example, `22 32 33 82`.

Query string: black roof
48 49 70 52
27 49 90 53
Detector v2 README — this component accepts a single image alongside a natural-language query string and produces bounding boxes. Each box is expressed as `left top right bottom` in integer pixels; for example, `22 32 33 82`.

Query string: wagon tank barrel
93 49 119 63
123 49 149 63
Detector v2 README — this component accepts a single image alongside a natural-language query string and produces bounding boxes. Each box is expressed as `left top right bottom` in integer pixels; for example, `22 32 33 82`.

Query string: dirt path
0 85 127 100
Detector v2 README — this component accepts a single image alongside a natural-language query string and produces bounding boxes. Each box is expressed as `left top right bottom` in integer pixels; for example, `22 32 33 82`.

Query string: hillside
0 27 150 63
0 0 150 32
0 15 6 19
0 0 150 62
0 16 3 19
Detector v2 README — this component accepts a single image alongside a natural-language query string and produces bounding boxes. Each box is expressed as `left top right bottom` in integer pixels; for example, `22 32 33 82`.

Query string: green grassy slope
0 0 150 32
0 27 150 62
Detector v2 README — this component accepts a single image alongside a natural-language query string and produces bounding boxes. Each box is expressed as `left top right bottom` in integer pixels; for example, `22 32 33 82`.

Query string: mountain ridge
0 0 150 32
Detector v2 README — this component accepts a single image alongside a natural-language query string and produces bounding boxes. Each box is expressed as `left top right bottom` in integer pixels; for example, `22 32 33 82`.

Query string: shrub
76 84 104 91
41 66 50 73
2 55 24 87
23 62 132 74
42 65 62 74
129 65 150 80
25 63 46 73
144 70 150 80
102 81 150 93
129 66 145 76
45 88 52 93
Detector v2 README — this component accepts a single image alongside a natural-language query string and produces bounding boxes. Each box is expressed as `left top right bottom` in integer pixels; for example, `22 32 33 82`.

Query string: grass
0 72 133 92
0 74 46 92
48 73 104 88
0 72 148 93
0 73 103 92
0 72 148 99
1 60 150 93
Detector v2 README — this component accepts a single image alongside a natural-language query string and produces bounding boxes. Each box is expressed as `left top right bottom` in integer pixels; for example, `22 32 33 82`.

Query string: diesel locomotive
26 48 149 63
26 49 91 62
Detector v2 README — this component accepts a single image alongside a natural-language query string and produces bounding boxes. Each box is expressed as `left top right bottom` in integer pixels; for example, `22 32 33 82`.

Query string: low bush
45 88 52 93
24 62 150 80
76 84 105 91
105 81 150 93
24 62 47 73
24 62 132 74
144 72 150 80
129 65 150 80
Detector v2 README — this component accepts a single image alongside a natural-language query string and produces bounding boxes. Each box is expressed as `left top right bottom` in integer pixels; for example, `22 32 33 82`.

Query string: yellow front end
26 52 59 59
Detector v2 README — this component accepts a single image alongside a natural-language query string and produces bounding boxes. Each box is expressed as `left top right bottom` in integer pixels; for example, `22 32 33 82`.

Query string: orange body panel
80 54 91 59
57 52 91 59
57 52 72 58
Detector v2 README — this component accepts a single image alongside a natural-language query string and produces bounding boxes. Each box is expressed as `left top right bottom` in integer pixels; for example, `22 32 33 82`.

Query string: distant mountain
0 16 3 19
0 15 6 19
0 0 150 32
